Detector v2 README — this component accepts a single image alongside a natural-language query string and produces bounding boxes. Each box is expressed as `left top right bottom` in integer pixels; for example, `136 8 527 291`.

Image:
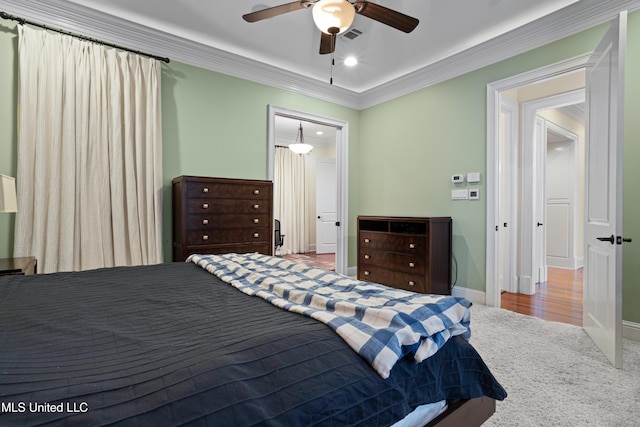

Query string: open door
583 11 626 368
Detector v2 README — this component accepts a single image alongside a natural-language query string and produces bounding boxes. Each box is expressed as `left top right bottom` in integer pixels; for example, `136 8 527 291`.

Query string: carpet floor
469 304 640 426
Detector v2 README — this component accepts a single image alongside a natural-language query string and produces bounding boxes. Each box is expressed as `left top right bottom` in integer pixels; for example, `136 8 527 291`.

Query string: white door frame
486 54 589 306
520 90 585 294
499 97 519 293
267 105 349 275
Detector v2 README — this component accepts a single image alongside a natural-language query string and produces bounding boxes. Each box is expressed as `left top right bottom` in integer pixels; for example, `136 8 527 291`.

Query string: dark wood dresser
172 176 273 261
357 216 452 295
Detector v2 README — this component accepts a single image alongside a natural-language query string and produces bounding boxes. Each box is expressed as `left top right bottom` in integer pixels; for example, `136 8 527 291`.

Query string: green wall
358 13 640 323
1 13 639 324
160 61 360 261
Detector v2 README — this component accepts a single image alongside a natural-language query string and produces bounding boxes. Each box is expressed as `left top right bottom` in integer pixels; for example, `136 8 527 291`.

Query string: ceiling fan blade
243 1 307 23
319 32 336 55
355 1 419 33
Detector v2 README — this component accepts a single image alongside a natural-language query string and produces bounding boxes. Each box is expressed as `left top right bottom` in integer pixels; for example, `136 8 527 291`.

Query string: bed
0 253 506 426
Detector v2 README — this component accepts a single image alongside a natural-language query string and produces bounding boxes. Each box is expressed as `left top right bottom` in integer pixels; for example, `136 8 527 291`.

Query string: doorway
485 54 590 308
498 84 586 325
267 105 349 276
488 13 627 368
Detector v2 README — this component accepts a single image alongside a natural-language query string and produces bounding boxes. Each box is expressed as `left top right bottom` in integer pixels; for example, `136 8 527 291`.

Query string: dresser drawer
358 267 426 293
187 198 270 214
187 227 270 245
186 182 270 200
186 213 270 230
359 231 426 255
181 243 272 259
359 250 426 275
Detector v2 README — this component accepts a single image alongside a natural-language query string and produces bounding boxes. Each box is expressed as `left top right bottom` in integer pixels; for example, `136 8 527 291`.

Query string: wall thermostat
469 189 480 200
451 174 464 183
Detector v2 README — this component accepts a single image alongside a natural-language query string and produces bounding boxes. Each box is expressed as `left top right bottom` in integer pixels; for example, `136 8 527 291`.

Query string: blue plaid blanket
188 253 471 379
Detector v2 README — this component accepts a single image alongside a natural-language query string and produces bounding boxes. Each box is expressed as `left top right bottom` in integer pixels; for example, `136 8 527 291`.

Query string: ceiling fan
243 0 419 55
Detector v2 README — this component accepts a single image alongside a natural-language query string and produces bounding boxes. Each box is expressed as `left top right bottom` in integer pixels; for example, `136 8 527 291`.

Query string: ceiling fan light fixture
312 0 356 35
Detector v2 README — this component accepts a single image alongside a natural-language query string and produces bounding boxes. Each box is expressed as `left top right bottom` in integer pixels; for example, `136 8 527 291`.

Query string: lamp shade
312 0 356 35
288 142 314 154
0 174 18 213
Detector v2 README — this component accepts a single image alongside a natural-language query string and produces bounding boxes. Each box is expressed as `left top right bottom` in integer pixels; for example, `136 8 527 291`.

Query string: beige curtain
274 146 310 255
13 25 163 273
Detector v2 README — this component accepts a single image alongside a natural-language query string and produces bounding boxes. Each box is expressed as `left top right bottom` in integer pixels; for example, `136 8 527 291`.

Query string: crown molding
357 0 640 109
2 0 639 110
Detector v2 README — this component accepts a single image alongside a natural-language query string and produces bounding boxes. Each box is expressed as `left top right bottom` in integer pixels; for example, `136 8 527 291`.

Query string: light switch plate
467 172 481 183
451 189 469 200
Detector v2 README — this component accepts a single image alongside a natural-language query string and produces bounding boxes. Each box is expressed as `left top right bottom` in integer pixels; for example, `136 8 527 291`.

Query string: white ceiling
1 0 638 109
62 0 580 92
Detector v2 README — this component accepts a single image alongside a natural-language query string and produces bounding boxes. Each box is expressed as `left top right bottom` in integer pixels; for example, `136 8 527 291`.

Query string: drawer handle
202 203 209 209
409 262 415 268
253 233 260 238
202 235 209 241
253 204 260 209
364 238 370 243
202 219 209 225
408 281 415 286
409 243 415 249
253 189 260 195
202 187 209 193
364 271 370 276
364 254 370 260
253 218 260 224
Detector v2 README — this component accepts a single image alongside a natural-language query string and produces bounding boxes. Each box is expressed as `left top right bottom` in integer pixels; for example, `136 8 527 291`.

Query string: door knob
597 235 615 244
537 222 544 227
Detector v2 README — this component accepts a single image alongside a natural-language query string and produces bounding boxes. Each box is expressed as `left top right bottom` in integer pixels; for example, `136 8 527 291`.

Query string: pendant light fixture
289 122 314 154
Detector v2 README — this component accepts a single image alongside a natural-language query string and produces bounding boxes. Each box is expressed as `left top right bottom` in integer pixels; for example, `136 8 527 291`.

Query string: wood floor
501 267 583 326
282 252 335 271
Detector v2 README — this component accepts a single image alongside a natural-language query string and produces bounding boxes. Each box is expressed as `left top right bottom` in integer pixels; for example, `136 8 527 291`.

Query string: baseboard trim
451 286 487 305
623 320 640 342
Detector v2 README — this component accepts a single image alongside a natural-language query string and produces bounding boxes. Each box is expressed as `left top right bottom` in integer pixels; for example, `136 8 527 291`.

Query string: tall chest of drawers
172 176 273 261
357 216 452 295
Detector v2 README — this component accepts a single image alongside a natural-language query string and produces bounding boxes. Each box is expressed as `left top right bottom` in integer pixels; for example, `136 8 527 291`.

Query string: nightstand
0 257 37 276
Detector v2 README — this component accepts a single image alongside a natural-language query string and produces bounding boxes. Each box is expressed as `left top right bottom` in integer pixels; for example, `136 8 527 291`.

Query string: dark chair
274 219 285 254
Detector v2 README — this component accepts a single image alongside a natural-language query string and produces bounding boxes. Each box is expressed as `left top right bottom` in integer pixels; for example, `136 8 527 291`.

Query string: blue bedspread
189 253 472 379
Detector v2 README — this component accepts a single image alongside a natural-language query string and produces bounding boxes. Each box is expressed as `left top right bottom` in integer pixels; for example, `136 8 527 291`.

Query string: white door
583 11 626 368
534 116 548 285
316 158 337 254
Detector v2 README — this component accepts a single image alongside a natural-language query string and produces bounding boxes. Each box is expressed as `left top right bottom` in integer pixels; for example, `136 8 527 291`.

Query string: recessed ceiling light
316 131 324 135
344 56 358 67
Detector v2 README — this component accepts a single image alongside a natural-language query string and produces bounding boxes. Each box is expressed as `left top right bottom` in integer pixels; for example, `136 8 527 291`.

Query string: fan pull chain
330 53 334 85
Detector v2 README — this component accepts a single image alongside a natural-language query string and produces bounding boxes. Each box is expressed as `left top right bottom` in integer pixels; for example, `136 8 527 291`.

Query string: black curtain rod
0 11 170 63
